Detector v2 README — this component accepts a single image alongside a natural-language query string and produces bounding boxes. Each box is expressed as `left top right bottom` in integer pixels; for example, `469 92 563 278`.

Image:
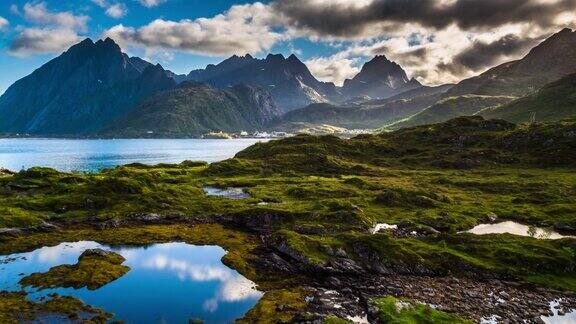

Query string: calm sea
0 138 265 172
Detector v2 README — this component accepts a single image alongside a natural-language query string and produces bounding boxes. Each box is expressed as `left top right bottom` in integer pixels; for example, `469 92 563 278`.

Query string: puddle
347 315 369 324
542 300 576 324
465 221 572 240
0 241 262 323
203 187 250 200
371 223 398 234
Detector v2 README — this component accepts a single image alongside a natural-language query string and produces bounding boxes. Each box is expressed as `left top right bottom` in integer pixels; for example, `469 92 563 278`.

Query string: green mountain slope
386 95 514 130
444 28 576 98
103 82 281 138
272 89 446 130
481 73 576 123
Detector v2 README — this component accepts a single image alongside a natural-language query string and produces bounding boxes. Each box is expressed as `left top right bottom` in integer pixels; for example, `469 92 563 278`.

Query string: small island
20 249 130 291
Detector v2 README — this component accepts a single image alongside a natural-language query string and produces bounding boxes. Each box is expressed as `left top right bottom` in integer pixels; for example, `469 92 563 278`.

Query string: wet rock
499 291 510 300
0 228 23 238
334 248 348 258
260 252 295 273
486 212 499 223
327 258 363 274
130 213 163 222
35 221 59 232
327 277 342 287
465 290 481 299
554 223 575 234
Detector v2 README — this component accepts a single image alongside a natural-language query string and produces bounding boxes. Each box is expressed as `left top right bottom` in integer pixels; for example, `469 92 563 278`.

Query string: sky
0 0 575 94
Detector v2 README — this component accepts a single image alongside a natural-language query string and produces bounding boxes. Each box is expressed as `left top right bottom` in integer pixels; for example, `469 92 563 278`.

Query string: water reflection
0 242 262 323
466 221 572 240
203 187 251 199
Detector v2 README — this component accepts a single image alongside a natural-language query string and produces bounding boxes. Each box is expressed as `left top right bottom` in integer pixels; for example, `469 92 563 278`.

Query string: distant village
202 129 372 139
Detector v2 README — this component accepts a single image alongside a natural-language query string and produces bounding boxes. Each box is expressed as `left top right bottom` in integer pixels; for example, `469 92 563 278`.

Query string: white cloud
104 3 284 56
8 2 90 57
92 0 108 7
10 4 20 15
9 27 82 57
34 241 102 263
139 0 166 8
305 56 360 86
0 16 9 30
218 275 263 302
92 0 128 19
22 2 89 31
106 3 128 18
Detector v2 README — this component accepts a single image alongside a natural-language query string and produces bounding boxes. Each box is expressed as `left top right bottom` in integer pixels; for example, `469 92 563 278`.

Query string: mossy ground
20 250 130 290
238 288 308 323
1 117 575 322
372 296 471 324
0 292 111 324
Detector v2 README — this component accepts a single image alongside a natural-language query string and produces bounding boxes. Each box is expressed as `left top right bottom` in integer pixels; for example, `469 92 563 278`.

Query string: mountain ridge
0 37 176 135
102 81 282 138
342 55 422 99
187 52 342 112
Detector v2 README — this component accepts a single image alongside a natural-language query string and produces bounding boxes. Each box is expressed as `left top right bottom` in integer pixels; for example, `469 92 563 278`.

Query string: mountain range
1 28 576 137
286 28 576 131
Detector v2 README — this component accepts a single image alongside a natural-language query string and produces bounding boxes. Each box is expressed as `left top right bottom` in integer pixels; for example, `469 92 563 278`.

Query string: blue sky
0 0 343 94
0 0 573 94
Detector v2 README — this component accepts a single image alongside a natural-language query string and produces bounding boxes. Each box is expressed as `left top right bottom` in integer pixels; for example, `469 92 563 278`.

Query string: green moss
20 249 130 290
372 296 471 323
238 288 307 323
0 292 112 323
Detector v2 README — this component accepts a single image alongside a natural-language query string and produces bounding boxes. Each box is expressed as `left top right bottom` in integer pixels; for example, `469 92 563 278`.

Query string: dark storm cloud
452 34 540 71
272 0 576 38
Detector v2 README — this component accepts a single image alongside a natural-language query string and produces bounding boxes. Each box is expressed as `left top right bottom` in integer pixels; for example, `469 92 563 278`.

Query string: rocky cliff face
188 54 342 112
0 38 176 135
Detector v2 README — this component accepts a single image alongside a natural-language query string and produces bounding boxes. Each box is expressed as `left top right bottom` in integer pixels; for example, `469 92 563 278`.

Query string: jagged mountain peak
0 38 176 135
266 53 286 61
187 52 341 112
287 54 300 60
342 55 421 99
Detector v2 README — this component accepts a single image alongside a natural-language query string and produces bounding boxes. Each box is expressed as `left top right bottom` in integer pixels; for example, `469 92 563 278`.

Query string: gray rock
0 228 23 237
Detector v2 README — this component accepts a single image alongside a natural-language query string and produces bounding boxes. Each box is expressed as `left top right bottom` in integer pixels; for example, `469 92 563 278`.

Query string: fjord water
0 242 262 323
0 138 265 172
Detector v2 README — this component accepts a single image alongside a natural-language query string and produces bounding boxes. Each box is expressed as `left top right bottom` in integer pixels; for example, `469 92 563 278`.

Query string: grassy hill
481 73 576 123
211 116 576 177
103 82 281 138
385 95 514 130
272 91 443 131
